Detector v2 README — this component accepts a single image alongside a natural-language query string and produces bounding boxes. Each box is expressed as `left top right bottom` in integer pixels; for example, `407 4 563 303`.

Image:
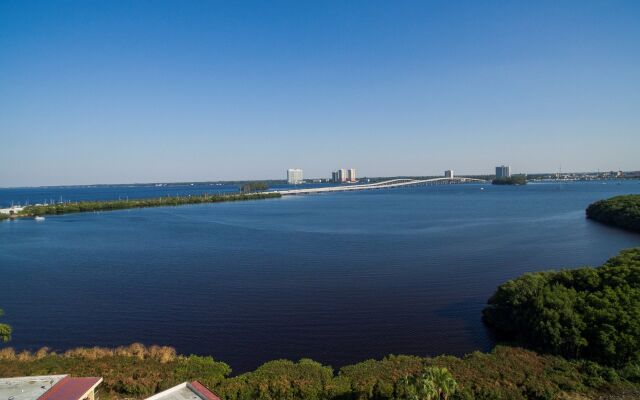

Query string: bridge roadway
276 177 487 195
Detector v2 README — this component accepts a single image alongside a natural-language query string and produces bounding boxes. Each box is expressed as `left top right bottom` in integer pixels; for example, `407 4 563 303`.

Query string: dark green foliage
0 345 637 399
0 308 11 342
491 175 527 185
338 355 424 399
240 182 269 193
15 192 280 218
400 366 457 400
216 359 342 400
174 355 231 390
586 194 640 232
620 362 640 383
483 248 640 366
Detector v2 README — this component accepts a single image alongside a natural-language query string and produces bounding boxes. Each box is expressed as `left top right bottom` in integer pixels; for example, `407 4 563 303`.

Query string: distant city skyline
1 1 639 187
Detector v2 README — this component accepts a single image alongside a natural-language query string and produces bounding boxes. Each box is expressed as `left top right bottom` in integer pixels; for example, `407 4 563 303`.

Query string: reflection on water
1 181 639 372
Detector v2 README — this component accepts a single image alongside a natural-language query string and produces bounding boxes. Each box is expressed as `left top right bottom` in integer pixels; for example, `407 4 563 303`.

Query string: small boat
34 216 45 221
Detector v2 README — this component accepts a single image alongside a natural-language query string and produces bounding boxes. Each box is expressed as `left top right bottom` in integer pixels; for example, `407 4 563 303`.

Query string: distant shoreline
0 192 281 221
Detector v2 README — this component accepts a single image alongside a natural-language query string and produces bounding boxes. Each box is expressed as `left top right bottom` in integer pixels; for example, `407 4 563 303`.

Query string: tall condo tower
332 168 356 183
287 169 304 184
495 165 511 178
348 169 356 182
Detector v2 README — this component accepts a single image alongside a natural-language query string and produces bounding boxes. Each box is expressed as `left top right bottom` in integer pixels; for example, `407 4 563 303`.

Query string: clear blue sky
1 1 639 186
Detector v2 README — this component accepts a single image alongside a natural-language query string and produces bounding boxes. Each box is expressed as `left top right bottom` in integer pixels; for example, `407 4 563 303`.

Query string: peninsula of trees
491 175 527 185
5 191 280 220
483 248 640 367
586 194 640 232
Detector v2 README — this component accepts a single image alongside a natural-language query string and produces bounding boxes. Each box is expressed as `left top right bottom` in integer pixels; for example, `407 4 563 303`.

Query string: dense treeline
491 175 527 185
1 345 638 399
483 248 640 367
13 192 281 218
586 194 640 232
240 182 269 193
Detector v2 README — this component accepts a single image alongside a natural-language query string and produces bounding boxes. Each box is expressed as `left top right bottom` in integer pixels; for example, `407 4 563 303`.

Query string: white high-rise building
332 168 356 183
347 169 356 182
495 165 511 178
287 169 304 184
444 170 454 178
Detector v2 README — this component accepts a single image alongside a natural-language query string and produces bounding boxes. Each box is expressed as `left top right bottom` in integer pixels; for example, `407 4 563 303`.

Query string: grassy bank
7 192 281 219
586 194 640 233
1 344 638 399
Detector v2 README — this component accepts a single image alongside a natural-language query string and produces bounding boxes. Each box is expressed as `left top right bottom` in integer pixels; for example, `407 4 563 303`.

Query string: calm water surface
1 181 639 372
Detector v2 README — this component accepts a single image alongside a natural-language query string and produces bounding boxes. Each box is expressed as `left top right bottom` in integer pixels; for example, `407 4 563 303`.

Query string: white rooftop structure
0 206 24 215
0 374 102 400
145 381 220 400
0 375 66 400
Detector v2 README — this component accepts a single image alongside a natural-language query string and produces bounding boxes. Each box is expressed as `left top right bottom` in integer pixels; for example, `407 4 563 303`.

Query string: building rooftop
39 376 102 400
0 375 102 400
145 381 220 400
0 375 65 400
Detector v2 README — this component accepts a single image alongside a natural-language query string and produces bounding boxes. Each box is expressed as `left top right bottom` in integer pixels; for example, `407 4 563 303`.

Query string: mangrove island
586 194 640 233
491 175 528 185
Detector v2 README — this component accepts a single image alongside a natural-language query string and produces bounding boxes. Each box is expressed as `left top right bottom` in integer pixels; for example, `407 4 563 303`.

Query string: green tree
0 308 11 343
402 367 457 400
240 182 269 193
483 248 640 367
491 175 527 185
586 194 640 232
174 355 231 389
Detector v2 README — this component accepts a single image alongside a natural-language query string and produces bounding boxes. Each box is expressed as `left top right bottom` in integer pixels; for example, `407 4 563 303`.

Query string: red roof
190 381 221 400
39 376 103 400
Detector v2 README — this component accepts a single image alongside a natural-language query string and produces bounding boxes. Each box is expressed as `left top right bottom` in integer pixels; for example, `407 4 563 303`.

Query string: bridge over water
276 177 487 196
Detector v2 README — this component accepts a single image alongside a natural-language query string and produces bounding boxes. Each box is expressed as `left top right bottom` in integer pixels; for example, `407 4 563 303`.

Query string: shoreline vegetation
491 175 527 185
1 191 281 221
483 248 640 367
586 194 640 233
1 343 638 400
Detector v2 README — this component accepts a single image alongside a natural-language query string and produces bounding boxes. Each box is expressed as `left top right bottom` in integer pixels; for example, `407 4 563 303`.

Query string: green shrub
174 355 231 389
586 194 640 232
483 248 640 367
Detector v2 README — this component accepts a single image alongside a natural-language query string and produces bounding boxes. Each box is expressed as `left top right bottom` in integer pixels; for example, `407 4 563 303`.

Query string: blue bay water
1 181 639 372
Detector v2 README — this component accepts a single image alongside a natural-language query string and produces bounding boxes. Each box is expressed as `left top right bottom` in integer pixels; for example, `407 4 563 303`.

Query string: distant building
287 168 303 184
444 170 454 178
495 165 511 178
0 375 103 400
145 381 220 400
348 168 356 182
0 205 24 215
332 168 356 183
